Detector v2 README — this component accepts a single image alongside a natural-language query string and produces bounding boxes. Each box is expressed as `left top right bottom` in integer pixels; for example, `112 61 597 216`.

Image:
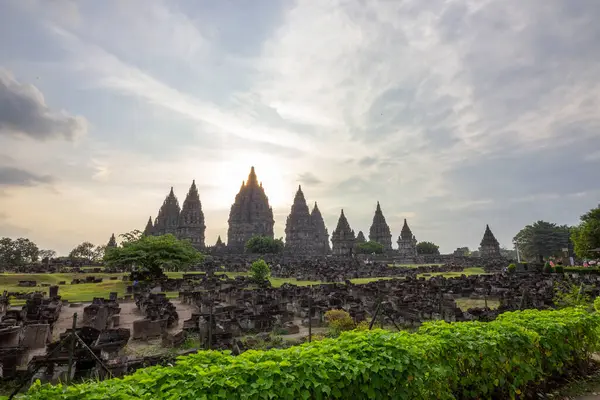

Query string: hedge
21 308 600 400
563 267 600 275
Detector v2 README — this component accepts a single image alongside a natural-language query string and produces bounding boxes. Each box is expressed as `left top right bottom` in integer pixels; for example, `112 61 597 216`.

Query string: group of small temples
138 166 502 258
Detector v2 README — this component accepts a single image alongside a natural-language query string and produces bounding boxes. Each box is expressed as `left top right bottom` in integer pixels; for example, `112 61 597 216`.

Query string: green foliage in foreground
22 308 600 400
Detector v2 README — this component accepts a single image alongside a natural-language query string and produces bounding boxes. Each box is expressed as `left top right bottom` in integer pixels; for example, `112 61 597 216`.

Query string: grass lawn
388 263 443 268
417 267 488 279
455 298 500 311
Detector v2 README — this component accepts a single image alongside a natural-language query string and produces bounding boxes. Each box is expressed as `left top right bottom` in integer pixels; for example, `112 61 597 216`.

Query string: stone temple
331 209 356 256
397 219 418 261
479 224 501 258
284 186 329 256
368 202 393 252
143 181 206 249
227 167 275 253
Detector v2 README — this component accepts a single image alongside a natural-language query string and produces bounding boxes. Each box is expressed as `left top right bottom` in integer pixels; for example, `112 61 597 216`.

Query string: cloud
0 68 87 141
0 212 31 237
0 166 54 187
297 172 321 186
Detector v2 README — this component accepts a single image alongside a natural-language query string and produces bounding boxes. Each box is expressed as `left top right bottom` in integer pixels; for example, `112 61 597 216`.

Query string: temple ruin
368 202 393 252
479 225 501 258
331 210 356 256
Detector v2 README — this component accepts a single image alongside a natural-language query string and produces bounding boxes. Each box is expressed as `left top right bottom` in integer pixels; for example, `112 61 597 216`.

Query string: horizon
1 0 599 255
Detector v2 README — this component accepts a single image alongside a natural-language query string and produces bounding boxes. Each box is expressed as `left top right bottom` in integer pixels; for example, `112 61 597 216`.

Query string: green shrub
543 263 553 273
594 297 600 312
555 265 564 273
507 263 516 273
24 309 600 400
324 309 355 334
249 259 270 282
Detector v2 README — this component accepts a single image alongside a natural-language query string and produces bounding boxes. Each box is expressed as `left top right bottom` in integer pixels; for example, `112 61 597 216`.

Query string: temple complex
331 210 356 256
368 202 393 252
226 167 275 253
143 182 206 249
284 186 317 255
479 225 501 258
310 202 331 255
397 219 418 261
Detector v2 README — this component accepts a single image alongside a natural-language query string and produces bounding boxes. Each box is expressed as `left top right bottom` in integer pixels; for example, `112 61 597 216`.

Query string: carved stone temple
368 202 393 252
397 219 418 262
479 224 501 258
331 209 356 256
106 233 117 248
311 202 331 255
143 181 206 249
284 186 323 255
227 167 275 253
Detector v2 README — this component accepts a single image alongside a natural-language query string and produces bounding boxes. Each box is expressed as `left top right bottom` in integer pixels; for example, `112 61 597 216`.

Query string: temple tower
356 231 366 244
285 186 316 255
143 217 154 236
397 219 417 260
331 209 356 256
177 180 206 249
479 224 501 258
311 202 331 255
153 187 181 236
106 233 117 248
368 202 393 252
227 167 275 253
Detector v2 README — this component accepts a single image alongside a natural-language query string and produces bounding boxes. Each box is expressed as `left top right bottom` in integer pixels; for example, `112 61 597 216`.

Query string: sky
1 0 599 256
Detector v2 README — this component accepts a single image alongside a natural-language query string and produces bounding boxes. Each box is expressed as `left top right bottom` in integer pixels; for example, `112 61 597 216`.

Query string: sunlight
212 151 288 209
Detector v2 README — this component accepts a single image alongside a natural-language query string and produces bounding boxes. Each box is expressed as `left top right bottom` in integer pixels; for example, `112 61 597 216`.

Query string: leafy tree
571 204 600 258
513 220 571 261
39 249 57 260
499 247 517 260
416 241 440 255
104 234 202 279
0 237 40 266
69 241 96 263
119 229 143 244
249 258 271 282
454 247 470 256
356 241 384 254
92 245 106 262
245 236 284 254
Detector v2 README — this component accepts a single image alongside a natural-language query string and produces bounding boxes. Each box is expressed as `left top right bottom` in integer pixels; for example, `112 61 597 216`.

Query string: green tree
92 245 106 262
39 249 57 260
0 237 40 266
499 247 517 259
249 258 271 282
104 234 202 279
513 220 571 261
416 241 440 255
356 241 384 254
119 229 143 244
245 236 284 254
69 241 96 263
571 204 600 258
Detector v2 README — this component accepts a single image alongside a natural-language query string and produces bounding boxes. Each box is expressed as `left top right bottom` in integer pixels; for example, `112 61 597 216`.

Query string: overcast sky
1 0 599 255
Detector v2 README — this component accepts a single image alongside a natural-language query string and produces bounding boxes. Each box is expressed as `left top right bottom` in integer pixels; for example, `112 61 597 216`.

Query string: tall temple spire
368 201 393 251
106 233 117 248
479 224 500 258
311 202 331 255
178 180 206 249
227 166 274 252
285 185 315 255
143 216 154 236
397 218 417 261
331 209 355 256
154 187 181 236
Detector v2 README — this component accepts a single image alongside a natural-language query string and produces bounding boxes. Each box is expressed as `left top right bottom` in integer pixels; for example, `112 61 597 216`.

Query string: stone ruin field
0 255 593 395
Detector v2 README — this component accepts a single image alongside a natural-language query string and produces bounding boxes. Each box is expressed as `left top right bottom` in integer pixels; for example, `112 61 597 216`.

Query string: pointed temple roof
106 233 117 248
143 216 154 236
216 235 223 246
334 209 352 233
369 201 392 250
480 224 499 247
247 166 258 187
180 180 205 220
400 218 414 240
356 231 366 243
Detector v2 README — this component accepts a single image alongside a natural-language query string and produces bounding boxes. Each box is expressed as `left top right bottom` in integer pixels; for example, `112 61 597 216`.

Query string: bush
543 263 553 273
324 309 355 334
245 236 284 254
507 263 516 273
249 259 270 282
555 265 564 273
24 308 600 400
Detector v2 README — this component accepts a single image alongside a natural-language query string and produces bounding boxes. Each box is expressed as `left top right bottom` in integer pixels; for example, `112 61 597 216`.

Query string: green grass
349 277 397 284
417 267 488 279
455 298 500 311
388 263 443 268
